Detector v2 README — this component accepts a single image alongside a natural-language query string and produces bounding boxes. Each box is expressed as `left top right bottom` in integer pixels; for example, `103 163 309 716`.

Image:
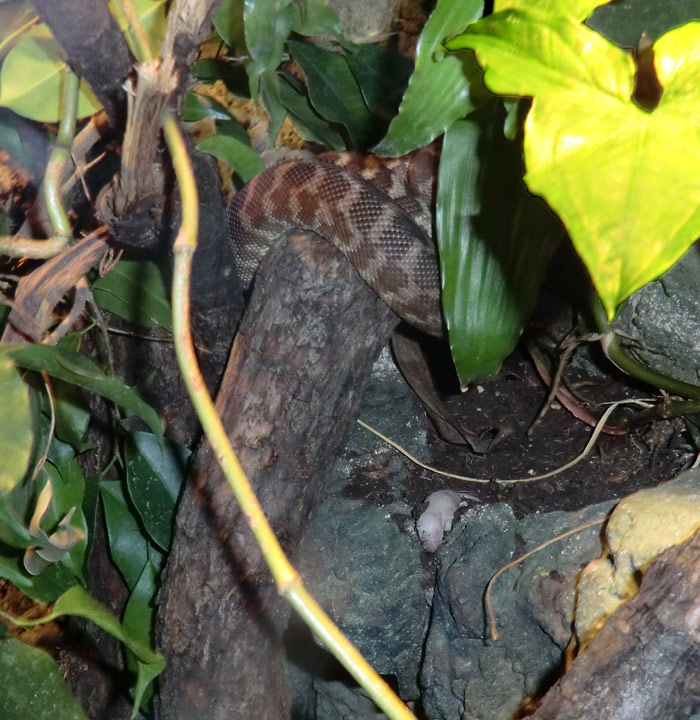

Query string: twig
485 516 607 640
358 399 653 485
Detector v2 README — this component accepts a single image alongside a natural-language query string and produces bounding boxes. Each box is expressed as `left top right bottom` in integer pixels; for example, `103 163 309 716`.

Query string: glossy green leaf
0 108 49 177
191 59 251 98
125 431 189 551
343 42 413 120
438 108 562 386
274 72 345 150
494 0 600 21
100 481 149 590
288 39 375 148
92 258 172 330
52 381 90 450
6 344 162 436
182 91 233 123
587 0 700 47
0 23 101 121
374 0 485 156
38 441 87 578
448 15 700 318
0 1 36 61
49 585 165 718
243 0 294 97
0 355 32 493
290 0 342 36
23 468 85 579
198 133 264 183
0 554 33 590
122 555 162 710
259 70 288 145
213 0 247 53
0 636 88 720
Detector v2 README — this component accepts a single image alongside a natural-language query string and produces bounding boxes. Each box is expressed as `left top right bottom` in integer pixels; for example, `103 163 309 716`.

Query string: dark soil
431 339 692 515
344 298 695 519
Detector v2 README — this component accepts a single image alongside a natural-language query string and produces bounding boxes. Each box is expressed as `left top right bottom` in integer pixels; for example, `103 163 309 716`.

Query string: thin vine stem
591 296 700 400
163 109 417 720
0 68 79 257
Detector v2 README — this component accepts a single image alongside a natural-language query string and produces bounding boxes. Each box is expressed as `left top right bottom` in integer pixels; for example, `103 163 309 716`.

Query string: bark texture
531 528 700 719
155 232 399 719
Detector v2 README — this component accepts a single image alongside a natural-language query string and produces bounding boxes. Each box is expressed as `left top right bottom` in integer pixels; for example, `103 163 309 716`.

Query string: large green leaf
0 23 100 122
6 344 162 435
0 355 32 493
122 555 162 709
273 72 345 150
92 258 172 330
0 635 88 720
125 431 189 551
343 42 413 121
288 39 375 149
438 107 563 386
290 0 342 37
100 480 149 591
0 0 36 62
243 0 294 97
495 0 601 21
374 0 485 156
198 133 264 183
52 381 91 450
214 0 247 53
447 15 700 318
0 0 166 122
48 585 164 718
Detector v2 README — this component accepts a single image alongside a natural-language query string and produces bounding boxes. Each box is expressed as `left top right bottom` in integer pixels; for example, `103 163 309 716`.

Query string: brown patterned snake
226 144 444 336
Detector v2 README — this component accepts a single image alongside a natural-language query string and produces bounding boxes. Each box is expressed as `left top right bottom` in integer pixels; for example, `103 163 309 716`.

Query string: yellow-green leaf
0 355 32 493
494 0 601 22
447 14 700 318
0 23 100 121
374 0 485 156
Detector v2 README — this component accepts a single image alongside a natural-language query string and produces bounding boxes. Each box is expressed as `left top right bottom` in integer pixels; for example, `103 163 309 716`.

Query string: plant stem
45 69 79 238
163 111 417 720
591 296 700 400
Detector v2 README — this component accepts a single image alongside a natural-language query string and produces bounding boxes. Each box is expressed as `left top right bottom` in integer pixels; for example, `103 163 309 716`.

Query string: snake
225 145 444 337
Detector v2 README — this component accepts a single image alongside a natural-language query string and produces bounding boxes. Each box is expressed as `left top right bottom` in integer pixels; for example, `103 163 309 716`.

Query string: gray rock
615 244 700 385
287 347 618 719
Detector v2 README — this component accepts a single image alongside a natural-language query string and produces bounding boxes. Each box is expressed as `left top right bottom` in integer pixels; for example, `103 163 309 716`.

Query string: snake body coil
226 148 443 336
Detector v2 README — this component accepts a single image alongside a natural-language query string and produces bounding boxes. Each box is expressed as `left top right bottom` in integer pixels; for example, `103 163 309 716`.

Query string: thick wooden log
156 232 398 719
531 527 700 719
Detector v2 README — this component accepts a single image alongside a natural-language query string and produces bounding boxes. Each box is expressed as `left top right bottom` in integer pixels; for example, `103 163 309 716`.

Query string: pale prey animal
415 489 480 553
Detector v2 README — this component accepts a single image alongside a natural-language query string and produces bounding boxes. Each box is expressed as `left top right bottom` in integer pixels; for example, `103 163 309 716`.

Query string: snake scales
225 145 444 336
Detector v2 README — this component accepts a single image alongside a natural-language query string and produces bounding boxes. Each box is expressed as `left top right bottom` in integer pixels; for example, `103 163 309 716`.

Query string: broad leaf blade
93 259 172 330
0 355 32 492
448 13 700 318
587 0 700 47
274 72 346 150
438 108 562 386
101 481 149 590
6 344 162 436
0 636 88 720
125 431 189 551
243 0 294 97
0 24 100 121
197 133 264 183
495 0 601 22
288 39 375 149
374 0 485 156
